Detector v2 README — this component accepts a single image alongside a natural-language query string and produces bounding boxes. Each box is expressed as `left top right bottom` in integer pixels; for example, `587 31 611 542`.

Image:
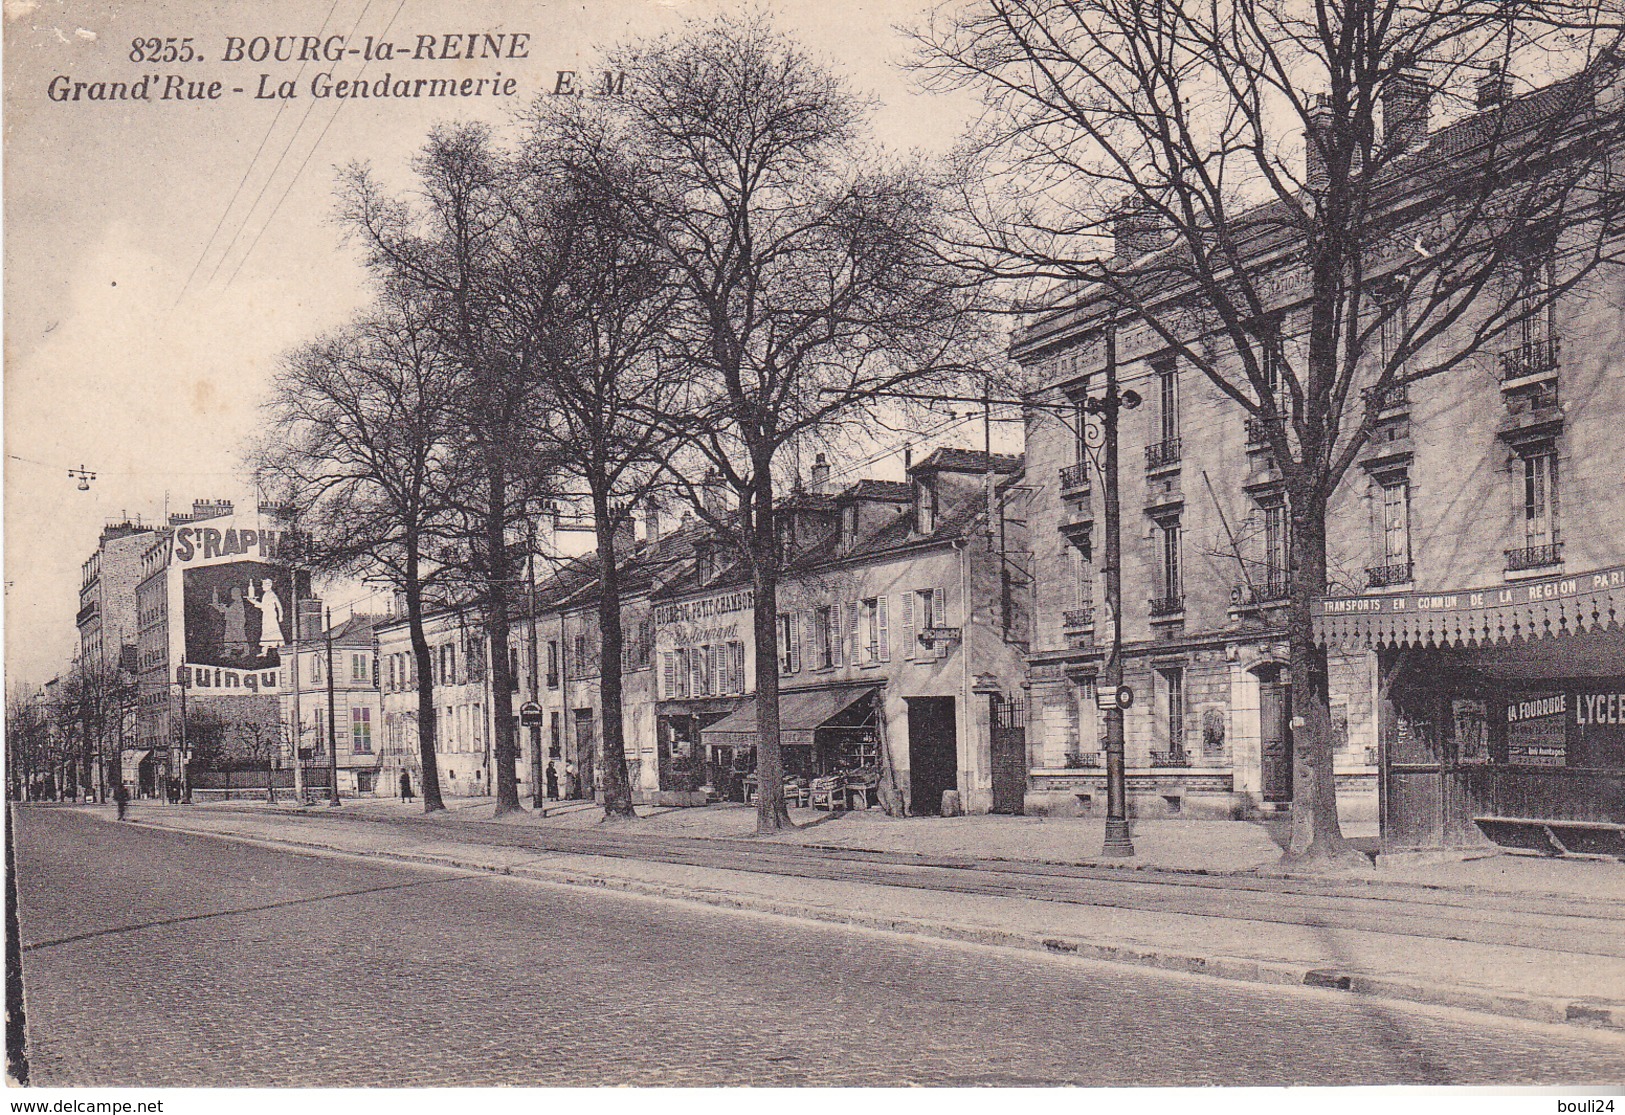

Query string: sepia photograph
4 0 1624 1101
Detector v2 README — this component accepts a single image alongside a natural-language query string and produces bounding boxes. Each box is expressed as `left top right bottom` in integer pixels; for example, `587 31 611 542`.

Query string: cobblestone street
12 806 1625 1087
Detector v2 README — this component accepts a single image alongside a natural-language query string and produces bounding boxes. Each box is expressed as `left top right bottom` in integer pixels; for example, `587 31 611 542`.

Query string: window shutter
831 607 844 667
932 587 947 659
788 615 800 674
663 652 675 699
901 592 915 660
847 602 860 665
804 610 818 670
735 642 747 693
877 596 890 662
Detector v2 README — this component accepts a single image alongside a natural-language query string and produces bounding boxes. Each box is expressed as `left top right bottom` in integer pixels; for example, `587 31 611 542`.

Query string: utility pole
1087 317 1139 857
178 677 192 805
528 517 546 814
325 607 340 807
289 583 306 805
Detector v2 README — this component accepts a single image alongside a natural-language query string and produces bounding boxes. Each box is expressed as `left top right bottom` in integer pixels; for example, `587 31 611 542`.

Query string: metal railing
1244 417 1272 445
1232 578 1291 606
1505 542 1563 571
1361 381 1409 411
1145 437 1182 469
1061 608 1095 629
1500 336 1560 382
1059 461 1091 493
1365 561 1414 588
1148 595 1185 617
1064 752 1102 769
1149 749 1191 767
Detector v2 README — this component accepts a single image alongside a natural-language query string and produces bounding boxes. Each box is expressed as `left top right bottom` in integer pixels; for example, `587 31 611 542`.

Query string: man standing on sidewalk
399 770 414 803
113 782 129 821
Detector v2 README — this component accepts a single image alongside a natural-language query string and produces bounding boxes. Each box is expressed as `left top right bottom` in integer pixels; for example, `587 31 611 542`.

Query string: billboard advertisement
170 515 297 696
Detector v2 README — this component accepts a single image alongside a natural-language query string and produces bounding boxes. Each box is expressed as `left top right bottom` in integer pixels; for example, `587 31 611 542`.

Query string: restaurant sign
1313 564 1625 649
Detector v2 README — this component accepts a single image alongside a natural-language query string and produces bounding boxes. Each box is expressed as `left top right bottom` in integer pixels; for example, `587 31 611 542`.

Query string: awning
1313 563 1625 650
701 686 877 748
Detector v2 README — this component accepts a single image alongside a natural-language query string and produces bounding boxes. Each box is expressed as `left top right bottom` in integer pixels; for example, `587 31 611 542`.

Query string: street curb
127 814 1625 1035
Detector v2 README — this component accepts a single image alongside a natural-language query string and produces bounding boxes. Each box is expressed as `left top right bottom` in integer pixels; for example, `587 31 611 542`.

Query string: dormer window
842 504 858 549
914 477 937 535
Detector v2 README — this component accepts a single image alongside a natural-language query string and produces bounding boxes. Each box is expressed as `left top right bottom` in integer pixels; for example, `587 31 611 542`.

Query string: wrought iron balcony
1059 461 1091 495
1244 417 1272 445
1361 381 1409 412
1505 542 1563 572
1500 336 1560 382
1061 607 1095 629
75 600 99 626
1064 751 1102 769
1231 578 1291 607
1365 561 1414 588
1145 437 1182 470
1149 749 1191 767
1148 594 1185 617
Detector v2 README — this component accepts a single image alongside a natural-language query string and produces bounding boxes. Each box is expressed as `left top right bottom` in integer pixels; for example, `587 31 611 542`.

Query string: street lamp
1081 318 1141 857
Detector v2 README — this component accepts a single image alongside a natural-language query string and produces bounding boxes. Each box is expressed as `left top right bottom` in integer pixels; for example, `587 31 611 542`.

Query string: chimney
811 452 831 495
1476 61 1511 110
643 500 662 547
701 470 728 520
1112 199 1166 263
1382 56 1431 152
1305 93 1332 190
903 443 913 472
613 505 636 558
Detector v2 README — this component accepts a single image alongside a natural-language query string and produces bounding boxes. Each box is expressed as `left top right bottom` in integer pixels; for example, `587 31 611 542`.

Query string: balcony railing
1361 381 1409 412
1145 437 1182 469
1505 541 1563 572
1500 336 1560 382
1365 561 1414 588
1063 752 1102 769
1244 417 1272 445
75 600 99 626
1061 607 1095 629
1148 594 1185 617
1059 461 1091 494
1231 578 1291 607
1149 749 1191 767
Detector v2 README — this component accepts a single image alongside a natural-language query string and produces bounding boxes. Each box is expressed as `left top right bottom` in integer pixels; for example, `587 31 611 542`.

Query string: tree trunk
1281 483 1361 866
593 491 637 819
405 546 446 813
484 458 523 816
749 478 792 833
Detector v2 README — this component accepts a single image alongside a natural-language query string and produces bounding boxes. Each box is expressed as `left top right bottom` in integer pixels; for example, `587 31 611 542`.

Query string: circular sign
1116 685 1135 709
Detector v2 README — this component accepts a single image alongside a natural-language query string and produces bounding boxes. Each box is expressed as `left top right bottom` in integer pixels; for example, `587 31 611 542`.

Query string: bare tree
260 291 459 813
917 0 1625 863
500 110 688 820
339 124 566 817
575 12 995 831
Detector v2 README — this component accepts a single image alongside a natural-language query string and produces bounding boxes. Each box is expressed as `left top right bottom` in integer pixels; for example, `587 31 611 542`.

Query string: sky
3 0 997 690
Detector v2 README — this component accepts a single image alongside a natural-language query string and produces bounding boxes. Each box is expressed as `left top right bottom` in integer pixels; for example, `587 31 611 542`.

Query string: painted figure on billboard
184 562 294 673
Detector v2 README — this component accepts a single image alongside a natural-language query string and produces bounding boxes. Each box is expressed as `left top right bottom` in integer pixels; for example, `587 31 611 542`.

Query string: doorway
906 697 958 815
989 694 1027 815
1257 665 1293 803
573 708 596 799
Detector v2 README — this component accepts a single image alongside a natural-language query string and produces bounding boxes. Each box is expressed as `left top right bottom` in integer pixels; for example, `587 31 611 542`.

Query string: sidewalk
107 797 1625 1035
189 792 1625 902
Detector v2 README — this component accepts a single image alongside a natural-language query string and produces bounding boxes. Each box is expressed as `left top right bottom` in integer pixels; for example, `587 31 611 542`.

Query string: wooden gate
990 694 1027 815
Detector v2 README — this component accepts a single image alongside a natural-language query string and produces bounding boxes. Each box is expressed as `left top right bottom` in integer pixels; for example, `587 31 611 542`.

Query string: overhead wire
173 0 347 306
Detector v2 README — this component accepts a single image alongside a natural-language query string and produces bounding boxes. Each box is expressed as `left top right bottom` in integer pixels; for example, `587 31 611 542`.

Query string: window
727 640 746 694
915 587 947 659
778 613 799 674
351 653 369 683
1153 516 1182 612
1072 548 1095 610
1381 479 1410 567
550 711 561 757
1263 501 1290 587
809 606 833 669
1377 288 1407 380
861 597 890 663
509 646 520 690
351 707 372 754
1074 394 1091 466
388 656 397 692
546 640 560 688
914 477 937 534
1157 666 1186 758
1156 356 1179 442
1509 447 1563 572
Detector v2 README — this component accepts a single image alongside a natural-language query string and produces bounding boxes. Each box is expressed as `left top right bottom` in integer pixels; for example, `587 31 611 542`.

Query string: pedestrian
399 769 414 802
113 782 130 821
545 762 559 801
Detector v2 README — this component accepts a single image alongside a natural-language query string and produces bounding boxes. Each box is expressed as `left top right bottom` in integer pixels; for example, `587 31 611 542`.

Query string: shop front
1315 565 1625 858
700 685 880 802
655 696 748 795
